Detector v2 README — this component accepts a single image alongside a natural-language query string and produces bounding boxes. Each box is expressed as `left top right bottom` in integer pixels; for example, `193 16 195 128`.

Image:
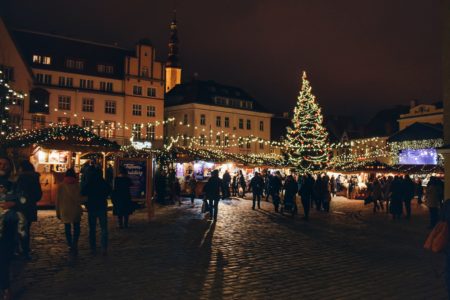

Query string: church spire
167 10 179 68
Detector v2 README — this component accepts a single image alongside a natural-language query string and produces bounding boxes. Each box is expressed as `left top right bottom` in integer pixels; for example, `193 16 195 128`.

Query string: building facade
165 80 273 154
398 102 443 131
1 18 167 146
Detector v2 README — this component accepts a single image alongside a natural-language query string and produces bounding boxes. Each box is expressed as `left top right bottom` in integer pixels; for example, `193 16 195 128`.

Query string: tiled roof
388 122 443 142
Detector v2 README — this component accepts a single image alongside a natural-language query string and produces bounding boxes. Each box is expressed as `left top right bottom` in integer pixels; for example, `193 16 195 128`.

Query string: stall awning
1 125 120 152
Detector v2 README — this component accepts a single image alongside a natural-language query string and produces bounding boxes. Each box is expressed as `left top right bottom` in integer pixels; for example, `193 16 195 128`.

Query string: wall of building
165 103 272 154
398 104 443 130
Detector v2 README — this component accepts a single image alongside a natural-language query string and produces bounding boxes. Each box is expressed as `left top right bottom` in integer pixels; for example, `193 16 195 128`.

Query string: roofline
164 102 274 117
12 28 130 51
398 111 443 121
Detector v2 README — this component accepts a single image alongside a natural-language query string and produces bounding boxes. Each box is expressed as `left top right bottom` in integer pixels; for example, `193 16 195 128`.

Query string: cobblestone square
10 197 448 299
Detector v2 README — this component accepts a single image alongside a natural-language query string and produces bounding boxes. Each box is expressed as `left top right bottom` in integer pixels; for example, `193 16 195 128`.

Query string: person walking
384 176 393 214
403 175 415 219
299 174 314 220
111 166 133 229
425 176 444 228
56 168 83 255
14 160 42 260
389 176 403 220
249 172 264 209
371 178 384 213
222 170 231 199
283 175 298 215
313 175 323 211
231 174 238 197
238 170 246 198
321 174 331 213
84 168 111 256
155 169 167 204
330 175 337 198
204 170 222 221
270 171 282 212
188 174 197 207
416 178 423 205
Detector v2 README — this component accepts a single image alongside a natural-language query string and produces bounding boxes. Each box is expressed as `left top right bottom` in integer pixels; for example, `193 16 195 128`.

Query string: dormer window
98 64 114 74
33 55 51 65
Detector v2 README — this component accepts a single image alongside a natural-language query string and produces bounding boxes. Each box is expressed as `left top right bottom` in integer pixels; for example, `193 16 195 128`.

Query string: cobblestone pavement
9 196 448 299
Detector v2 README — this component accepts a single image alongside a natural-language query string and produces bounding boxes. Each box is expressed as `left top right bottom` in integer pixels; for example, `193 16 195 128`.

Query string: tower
165 10 182 93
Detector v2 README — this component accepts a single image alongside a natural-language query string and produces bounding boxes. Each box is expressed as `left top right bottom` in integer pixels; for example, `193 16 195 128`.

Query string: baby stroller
280 193 297 217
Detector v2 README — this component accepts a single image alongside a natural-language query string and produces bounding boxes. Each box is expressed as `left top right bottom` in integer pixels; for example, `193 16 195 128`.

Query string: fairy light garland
0 70 26 136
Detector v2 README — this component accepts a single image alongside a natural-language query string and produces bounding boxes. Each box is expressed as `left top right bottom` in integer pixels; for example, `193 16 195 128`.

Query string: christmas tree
285 71 329 172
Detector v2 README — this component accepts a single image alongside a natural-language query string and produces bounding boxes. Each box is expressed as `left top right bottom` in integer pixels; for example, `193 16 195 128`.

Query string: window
132 104 142 116
259 121 264 131
200 134 206 146
216 116 221 127
224 136 229 147
183 114 188 125
147 87 156 97
97 64 114 74
224 117 230 128
246 142 251 149
80 79 93 89
58 77 73 87
57 117 70 125
182 134 188 146
142 66 149 77
0 65 14 81
200 114 206 126
246 120 251 130
147 106 156 117
82 119 93 129
58 96 71 110
100 82 113 92
146 125 155 141
82 98 94 112
259 141 264 149
32 55 51 65
32 115 46 129
103 121 115 138
65 59 75 68
133 86 142 95
105 100 116 114
132 124 142 139
75 60 85 70
36 73 52 84
216 135 221 146
239 119 243 129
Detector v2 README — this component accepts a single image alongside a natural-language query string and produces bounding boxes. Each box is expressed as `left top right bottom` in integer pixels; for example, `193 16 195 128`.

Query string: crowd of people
0 157 135 300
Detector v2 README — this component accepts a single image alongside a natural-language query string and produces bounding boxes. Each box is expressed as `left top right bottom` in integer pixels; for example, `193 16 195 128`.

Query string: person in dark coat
238 170 246 197
188 174 197 207
299 174 314 220
222 170 231 199
270 171 282 212
283 175 298 215
313 175 323 211
403 175 415 219
14 160 42 259
389 176 403 220
231 174 238 197
321 174 331 213
105 164 114 187
112 166 133 229
416 178 423 205
84 168 111 255
249 172 264 209
330 175 337 198
155 169 167 204
204 170 222 221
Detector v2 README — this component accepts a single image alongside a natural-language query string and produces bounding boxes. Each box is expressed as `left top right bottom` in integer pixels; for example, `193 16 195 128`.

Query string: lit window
32 55 51 65
147 106 156 117
103 121 116 138
224 117 230 128
105 100 116 114
82 98 94 112
133 86 142 95
146 125 155 141
132 124 142 139
147 87 156 97
132 104 142 116
216 116 221 127
58 96 71 110
200 114 206 126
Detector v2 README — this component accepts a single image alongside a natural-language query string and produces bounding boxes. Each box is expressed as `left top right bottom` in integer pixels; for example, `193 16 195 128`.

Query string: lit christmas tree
285 71 329 172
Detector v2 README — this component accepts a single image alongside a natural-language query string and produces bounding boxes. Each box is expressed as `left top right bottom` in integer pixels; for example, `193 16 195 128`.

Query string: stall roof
1 125 120 152
391 164 444 174
388 122 443 143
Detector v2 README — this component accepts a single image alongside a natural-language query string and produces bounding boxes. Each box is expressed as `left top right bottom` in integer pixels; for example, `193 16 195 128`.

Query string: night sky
2 0 442 120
